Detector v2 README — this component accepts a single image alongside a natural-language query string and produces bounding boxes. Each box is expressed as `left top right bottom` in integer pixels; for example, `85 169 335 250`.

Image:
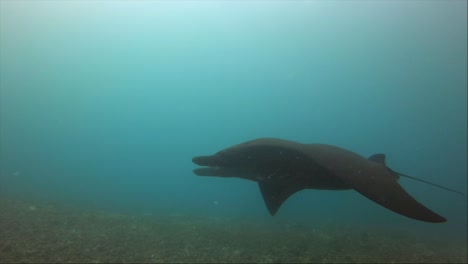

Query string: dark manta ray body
192 138 461 223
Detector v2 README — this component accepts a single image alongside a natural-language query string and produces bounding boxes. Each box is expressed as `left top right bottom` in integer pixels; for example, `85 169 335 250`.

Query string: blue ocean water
0 0 466 246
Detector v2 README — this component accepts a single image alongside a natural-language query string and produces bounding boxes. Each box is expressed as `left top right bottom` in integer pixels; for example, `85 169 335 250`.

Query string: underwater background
0 1 467 263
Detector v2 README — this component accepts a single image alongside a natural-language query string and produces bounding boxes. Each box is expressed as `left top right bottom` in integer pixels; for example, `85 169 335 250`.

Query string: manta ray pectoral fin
258 182 303 216
341 171 446 223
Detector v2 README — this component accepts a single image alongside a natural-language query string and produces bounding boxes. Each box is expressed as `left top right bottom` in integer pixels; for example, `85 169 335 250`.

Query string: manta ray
192 138 463 223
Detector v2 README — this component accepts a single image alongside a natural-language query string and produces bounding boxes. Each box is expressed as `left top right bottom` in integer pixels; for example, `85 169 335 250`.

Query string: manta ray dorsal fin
368 153 400 179
368 153 386 164
258 182 303 216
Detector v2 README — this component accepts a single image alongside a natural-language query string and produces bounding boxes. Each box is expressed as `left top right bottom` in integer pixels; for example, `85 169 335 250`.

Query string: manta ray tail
369 154 464 196
393 171 465 196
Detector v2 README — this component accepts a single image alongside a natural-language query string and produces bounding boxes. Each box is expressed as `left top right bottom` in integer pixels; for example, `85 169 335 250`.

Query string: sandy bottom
0 197 466 263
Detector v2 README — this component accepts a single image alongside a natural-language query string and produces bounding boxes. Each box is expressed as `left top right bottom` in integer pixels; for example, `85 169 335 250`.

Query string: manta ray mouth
192 155 243 177
193 155 227 176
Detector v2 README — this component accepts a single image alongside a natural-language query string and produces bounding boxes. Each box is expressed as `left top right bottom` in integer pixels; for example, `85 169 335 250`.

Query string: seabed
0 197 466 263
